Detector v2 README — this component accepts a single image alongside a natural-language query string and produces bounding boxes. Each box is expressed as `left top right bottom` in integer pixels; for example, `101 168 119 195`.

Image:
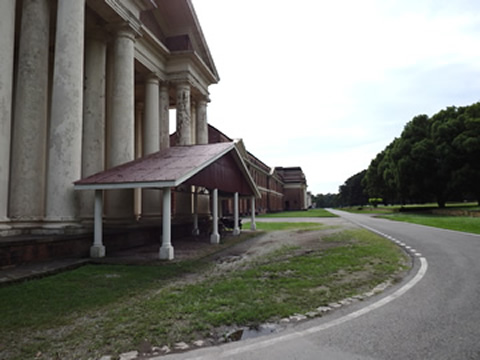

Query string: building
206 125 308 215
0 0 308 266
0 0 221 232
275 167 309 211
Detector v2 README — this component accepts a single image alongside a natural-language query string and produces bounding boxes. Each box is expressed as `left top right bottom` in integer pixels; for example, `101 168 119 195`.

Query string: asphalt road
158 210 480 359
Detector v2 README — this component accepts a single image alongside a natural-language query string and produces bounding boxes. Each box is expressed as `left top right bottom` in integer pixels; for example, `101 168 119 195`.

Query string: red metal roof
74 142 260 197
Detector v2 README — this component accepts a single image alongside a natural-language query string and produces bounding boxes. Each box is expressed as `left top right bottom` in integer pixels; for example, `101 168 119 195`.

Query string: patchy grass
0 228 408 360
254 222 329 231
379 213 480 234
258 209 337 218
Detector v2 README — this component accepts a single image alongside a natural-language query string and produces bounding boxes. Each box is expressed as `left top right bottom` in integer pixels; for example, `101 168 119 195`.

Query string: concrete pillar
159 83 170 151
250 196 257 230
134 104 143 218
192 189 200 236
90 190 105 258
196 98 208 145
233 192 241 235
80 35 107 219
210 188 220 244
142 75 161 217
0 0 16 226
105 26 136 220
45 0 85 224
175 82 191 145
191 100 197 145
10 0 50 222
160 187 174 260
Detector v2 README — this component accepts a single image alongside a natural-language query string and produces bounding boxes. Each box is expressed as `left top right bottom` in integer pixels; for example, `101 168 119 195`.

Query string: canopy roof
74 142 260 197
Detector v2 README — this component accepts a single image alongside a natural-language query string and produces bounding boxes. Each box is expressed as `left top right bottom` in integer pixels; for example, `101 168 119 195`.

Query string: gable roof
74 142 260 197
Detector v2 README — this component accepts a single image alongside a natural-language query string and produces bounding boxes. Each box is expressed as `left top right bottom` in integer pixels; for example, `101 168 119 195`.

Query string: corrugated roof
74 142 260 197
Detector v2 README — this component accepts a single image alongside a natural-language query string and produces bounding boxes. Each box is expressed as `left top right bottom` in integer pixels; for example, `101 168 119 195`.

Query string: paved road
158 210 480 359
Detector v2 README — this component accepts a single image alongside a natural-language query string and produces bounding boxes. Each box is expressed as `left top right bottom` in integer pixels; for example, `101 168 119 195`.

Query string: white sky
191 0 480 195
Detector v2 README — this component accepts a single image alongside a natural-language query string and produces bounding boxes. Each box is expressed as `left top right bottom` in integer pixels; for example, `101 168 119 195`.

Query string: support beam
233 192 241 236
210 188 220 244
250 196 257 230
90 190 105 258
159 188 174 260
192 189 200 236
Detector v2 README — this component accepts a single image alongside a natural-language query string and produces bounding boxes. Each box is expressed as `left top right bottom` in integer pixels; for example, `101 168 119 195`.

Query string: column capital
107 22 140 40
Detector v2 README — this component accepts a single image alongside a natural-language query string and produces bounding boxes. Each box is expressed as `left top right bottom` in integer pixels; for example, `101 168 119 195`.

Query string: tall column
233 192 240 235
45 0 85 224
10 0 50 222
175 82 191 146
80 34 107 219
0 0 16 226
210 188 220 244
90 190 105 258
160 187 174 260
250 196 257 230
196 98 208 145
159 82 170 150
105 26 136 220
190 100 197 145
142 75 160 217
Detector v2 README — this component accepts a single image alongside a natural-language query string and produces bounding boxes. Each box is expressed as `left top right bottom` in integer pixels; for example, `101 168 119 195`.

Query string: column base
210 232 220 244
159 245 174 260
250 223 257 231
192 228 200 236
233 227 241 236
90 245 106 258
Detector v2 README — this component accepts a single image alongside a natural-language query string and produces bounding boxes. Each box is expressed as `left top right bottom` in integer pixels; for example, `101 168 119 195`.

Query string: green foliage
258 209 337 218
338 170 368 207
368 198 383 207
362 102 480 207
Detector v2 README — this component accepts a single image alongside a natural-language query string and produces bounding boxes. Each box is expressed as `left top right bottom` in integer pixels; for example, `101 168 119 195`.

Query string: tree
338 170 368 207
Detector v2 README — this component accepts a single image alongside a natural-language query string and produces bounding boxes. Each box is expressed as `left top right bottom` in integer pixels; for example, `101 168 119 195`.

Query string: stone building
0 0 220 234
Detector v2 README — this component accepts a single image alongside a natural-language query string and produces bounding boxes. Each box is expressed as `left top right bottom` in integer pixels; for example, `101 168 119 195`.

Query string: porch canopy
74 142 261 260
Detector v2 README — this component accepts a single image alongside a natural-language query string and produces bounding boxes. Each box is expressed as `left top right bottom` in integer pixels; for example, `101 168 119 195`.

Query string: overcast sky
191 0 480 195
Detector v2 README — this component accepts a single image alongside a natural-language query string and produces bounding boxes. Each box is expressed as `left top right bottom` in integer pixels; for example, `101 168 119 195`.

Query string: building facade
206 126 309 215
0 0 219 235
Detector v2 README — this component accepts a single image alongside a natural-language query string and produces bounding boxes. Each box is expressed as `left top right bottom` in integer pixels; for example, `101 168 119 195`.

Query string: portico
74 142 260 260
1 0 219 234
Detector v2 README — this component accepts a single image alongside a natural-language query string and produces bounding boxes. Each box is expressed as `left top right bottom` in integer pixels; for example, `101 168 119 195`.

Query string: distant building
275 167 309 211
206 125 308 214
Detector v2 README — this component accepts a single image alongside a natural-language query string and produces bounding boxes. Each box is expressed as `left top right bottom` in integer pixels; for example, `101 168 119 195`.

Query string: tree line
317 102 480 208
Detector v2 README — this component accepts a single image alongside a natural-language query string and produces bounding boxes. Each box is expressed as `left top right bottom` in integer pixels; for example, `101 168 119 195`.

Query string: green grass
258 208 337 218
380 213 480 234
0 228 408 360
254 222 329 231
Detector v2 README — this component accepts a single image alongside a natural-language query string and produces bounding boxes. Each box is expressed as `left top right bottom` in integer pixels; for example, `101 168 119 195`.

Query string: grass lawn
258 208 337 218
254 222 331 231
0 227 407 360
379 213 480 234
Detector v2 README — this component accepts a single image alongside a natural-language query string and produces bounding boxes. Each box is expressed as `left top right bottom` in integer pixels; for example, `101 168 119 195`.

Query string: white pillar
210 188 220 244
250 196 257 230
90 190 105 258
176 82 191 145
0 0 16 226
45 0 85 223
106 26 136 220
142 75 161 217
80 35 107 219
233 192 241 235
192 189 200 236
160 188 174 260
196 98 208 145
10 0 50 222
159 82 170 151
